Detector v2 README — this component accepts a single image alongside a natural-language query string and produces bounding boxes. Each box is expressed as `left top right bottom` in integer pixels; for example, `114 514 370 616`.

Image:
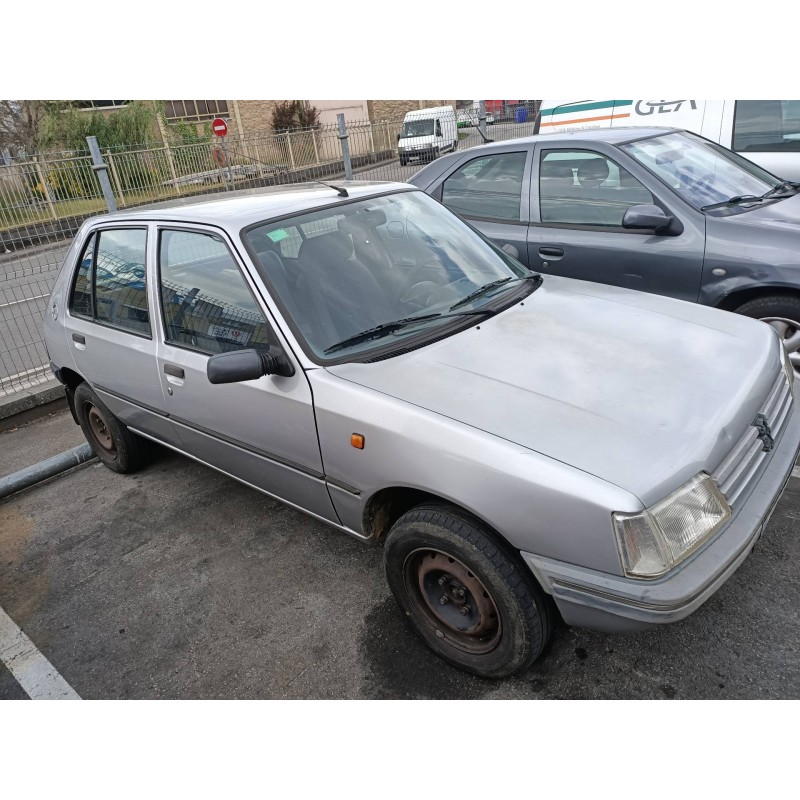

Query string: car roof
465 126 683 151
87 180 415 230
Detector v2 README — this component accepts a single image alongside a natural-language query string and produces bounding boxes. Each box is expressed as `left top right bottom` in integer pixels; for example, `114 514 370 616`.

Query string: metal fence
0 103 541 397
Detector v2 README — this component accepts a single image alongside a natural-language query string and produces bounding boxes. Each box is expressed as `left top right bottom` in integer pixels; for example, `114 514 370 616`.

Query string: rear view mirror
622 204 673 233
207 347 294 384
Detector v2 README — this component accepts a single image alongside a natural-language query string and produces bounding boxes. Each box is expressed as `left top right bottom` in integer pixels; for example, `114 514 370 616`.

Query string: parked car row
44 123 800 679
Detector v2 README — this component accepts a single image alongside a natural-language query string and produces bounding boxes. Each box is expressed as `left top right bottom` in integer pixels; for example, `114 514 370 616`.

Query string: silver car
44 181 800 678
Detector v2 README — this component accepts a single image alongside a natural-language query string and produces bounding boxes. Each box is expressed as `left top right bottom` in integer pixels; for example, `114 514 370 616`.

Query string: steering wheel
400 281 441 308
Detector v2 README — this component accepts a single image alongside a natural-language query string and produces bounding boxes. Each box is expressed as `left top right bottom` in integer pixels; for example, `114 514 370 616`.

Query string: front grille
712 371 793 507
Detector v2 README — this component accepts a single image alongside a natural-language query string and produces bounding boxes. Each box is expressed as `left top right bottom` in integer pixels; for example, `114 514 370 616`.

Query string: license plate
207 324 251 345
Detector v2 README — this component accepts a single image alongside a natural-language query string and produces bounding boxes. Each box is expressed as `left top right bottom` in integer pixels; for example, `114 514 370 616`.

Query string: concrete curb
0 444 95 500
0 380 65 422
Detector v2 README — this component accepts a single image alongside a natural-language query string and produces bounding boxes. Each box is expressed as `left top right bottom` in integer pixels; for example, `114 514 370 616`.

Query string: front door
528 145 706 301
153 225 338 524
438 149 533 266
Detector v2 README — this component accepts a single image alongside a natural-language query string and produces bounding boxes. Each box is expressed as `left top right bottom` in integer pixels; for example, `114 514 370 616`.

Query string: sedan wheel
384 503 552 678
734 296 800 380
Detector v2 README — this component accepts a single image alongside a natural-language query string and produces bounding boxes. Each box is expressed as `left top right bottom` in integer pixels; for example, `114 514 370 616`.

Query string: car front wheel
735 295 800 379
384 503 552 678
74 382 146 474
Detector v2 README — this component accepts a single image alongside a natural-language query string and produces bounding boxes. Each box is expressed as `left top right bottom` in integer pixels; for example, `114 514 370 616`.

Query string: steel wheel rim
86 404 116 457
761 316 800 377
402 548 501 655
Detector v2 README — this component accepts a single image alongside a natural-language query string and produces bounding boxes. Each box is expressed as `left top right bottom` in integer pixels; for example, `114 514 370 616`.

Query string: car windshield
401 120 435 138
243 190 531 360
621 131 782 210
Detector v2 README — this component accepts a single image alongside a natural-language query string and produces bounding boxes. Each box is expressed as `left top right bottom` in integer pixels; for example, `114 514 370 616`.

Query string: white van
536 100 800 180
397 106 458 167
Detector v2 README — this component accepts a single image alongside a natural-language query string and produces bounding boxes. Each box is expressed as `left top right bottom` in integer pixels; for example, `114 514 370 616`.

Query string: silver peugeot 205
44 181 800 678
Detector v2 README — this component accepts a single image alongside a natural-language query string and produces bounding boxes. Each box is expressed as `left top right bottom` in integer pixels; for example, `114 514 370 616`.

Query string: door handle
538 246 565 258
164 364 185 379
71 333 85 345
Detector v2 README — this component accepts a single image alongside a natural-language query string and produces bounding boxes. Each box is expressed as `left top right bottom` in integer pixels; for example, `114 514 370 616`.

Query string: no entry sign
211 117 228 137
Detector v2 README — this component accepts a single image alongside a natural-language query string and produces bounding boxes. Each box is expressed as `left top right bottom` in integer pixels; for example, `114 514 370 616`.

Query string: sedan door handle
538 246 565 258
164 364 184 379
71 333 85 345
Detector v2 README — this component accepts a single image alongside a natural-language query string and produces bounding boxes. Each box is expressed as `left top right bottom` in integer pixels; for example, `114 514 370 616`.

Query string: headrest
298 230 353 264
338 208 387 236
577 159 610 182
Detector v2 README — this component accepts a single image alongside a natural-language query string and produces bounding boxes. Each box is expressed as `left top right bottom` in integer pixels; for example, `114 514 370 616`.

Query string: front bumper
399 147 438 162
521 399 800 633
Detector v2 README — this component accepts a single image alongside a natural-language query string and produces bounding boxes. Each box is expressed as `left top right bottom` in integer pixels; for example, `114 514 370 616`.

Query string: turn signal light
351 433 365 449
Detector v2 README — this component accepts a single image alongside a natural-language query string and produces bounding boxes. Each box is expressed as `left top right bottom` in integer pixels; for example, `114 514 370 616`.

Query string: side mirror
622 204 673 233
207 347 294 384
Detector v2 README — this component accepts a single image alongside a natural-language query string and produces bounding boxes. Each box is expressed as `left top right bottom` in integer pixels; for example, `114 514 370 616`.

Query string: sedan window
539 150 653 227
69 228 150 336
158 229 272 355
441 151 527 221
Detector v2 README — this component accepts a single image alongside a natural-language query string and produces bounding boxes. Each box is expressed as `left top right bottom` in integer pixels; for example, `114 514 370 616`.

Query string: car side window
69 228 150 335
441 151 527 222
158 229 273 355
733 100 800 153
539 150 654 227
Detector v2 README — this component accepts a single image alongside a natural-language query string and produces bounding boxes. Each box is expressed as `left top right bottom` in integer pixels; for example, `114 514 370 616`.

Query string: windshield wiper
760 180 800 200
449 274 540 312
700 194 766 212
323 309 497 355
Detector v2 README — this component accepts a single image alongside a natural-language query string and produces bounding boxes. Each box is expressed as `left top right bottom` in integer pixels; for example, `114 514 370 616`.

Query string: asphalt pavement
1 409 799 700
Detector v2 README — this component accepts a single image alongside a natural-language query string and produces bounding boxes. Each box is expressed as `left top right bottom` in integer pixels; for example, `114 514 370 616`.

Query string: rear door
152 224 339 523
64 223 175 444
528 143 706 301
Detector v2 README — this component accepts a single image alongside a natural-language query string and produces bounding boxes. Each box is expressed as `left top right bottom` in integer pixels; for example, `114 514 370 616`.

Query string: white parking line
0 293 49 308
0 606 80 700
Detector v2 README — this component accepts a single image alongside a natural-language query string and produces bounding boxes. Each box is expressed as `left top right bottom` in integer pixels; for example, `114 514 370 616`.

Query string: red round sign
211 117 228 137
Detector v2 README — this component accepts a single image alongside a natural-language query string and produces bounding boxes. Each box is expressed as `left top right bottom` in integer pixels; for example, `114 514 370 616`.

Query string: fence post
85 136 117 212
286 133 296 171
104 150 126 207
337 113 353 181
311 130 320 165
479 100 488 141
32 157 58 221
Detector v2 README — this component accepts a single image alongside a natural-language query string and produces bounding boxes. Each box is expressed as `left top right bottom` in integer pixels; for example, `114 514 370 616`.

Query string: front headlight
613 473 731 578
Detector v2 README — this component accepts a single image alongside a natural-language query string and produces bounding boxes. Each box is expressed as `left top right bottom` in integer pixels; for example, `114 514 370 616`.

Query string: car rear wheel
735 295 800 378
74 382 146 474
384 503 552 678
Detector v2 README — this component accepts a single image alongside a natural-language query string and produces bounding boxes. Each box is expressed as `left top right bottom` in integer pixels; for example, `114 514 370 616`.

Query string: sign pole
221 136 233 190
211 117 233 191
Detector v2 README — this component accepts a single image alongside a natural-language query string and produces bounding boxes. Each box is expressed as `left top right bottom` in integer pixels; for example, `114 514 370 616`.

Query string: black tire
734 295 800 377
384 503 552 678
735 294 800 326
74 382 146 474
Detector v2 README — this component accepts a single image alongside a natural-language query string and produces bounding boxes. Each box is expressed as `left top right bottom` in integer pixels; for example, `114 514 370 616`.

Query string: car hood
709 191 800 234
326 276 780 506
